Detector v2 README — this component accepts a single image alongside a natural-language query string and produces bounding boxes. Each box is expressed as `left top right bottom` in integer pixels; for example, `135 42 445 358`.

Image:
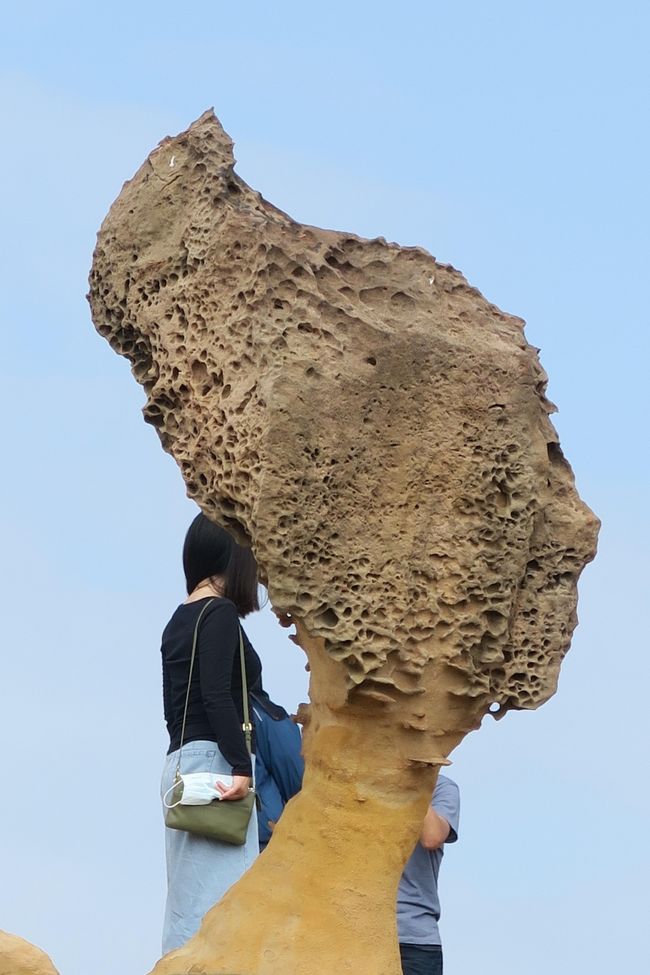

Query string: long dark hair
183 513 232 594
224 542 260 618
183 512 259 617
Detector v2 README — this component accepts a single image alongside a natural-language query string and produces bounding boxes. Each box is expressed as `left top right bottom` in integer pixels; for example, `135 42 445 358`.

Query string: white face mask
163 771 234 808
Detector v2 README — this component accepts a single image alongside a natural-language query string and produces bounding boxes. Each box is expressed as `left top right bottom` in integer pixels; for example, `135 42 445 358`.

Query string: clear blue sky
1 3 648 974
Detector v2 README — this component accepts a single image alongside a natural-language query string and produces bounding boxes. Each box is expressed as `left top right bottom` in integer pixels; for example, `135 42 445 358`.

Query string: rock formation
88 111 599 975
0 932 60 975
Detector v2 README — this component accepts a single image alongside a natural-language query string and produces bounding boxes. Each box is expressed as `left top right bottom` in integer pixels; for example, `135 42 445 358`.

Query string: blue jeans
399 943 443 975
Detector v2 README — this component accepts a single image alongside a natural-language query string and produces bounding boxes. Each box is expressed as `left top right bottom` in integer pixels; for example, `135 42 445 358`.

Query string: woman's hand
274 609 301 646
216 775 251 801
275 610 294 628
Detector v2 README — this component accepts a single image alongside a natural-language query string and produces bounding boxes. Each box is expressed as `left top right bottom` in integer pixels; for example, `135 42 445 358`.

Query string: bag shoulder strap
176 599 253 776
239 627 253 755
176 598 215 773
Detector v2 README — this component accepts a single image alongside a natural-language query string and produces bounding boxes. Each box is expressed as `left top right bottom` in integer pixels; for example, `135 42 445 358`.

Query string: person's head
183 512 259 616
183 513 232 595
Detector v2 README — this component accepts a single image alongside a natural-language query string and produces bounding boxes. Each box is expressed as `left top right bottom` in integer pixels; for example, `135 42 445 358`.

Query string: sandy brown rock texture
89 111 599 975
0 932 60 975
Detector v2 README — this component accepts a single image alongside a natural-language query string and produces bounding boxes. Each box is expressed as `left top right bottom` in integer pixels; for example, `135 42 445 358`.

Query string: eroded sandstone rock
88 111 599 975
0 932 60 975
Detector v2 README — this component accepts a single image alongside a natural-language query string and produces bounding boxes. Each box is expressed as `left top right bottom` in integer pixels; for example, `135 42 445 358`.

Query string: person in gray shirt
397 774 460 975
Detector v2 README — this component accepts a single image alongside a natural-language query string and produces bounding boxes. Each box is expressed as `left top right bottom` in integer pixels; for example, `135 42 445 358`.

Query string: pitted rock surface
89 110 598 732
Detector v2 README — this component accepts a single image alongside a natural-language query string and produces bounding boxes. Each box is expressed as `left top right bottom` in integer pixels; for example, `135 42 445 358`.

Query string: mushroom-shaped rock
89 111 599 975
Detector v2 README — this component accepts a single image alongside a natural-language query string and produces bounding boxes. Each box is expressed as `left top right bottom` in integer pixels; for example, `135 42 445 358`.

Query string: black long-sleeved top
161 597 262 776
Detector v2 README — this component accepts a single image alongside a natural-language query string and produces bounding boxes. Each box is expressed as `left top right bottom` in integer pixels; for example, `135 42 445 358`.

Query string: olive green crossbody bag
163 598 255 845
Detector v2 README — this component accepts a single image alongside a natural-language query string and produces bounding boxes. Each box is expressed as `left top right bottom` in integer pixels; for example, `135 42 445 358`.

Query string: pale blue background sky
1 2 649 974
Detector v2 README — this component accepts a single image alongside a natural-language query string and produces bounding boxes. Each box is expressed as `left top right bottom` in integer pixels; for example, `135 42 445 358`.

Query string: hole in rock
316 607 339 628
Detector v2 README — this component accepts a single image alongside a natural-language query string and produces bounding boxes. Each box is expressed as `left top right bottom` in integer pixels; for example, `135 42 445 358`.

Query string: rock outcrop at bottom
87 111 599 974
0 932 59 975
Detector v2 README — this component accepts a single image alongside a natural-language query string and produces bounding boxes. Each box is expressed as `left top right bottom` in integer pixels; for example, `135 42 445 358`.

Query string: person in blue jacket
249 681 304 849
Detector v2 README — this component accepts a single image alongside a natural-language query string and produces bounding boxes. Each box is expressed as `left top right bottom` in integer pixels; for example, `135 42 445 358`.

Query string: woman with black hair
159 513 262 953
